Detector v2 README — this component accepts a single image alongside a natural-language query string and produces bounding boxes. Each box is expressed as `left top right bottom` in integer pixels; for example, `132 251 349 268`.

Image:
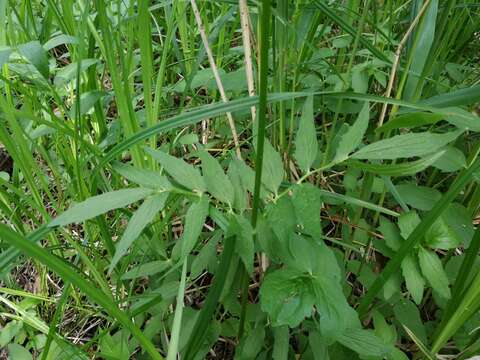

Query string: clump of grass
0 0 480 359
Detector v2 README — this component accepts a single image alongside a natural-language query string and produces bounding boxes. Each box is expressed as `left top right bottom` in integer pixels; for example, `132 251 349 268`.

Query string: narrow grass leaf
109 193 169 272
166 261 188 360
49 188 155 227
0 225 163 359
376 112 444 134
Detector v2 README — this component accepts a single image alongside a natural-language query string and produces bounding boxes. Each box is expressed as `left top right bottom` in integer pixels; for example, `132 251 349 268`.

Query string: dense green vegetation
0 0 480 358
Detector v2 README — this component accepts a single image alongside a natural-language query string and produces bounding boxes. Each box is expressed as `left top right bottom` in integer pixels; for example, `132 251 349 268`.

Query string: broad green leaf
43 34 78 51
191 234 219 278
334 102 369 162
432 146 466 172
418 247 451 299
18 41 49 78
348 152 443 176
294 96 318 172
378 216 402 251
444 108 480 132
351 130 462 160
395 184 441 211
335 328 391 357
7 344 33 360
393 299 427 345
199 151 234 205
261 139 284 194
177 197 209 261
309 332 329 360
260 268 315 328
0 320 22 347
54 59 98 86
228 214 254 274
401 255 425 305
372 311 397 345
146 148 206 192
292 183 322 238
235 325 265 360
402 326 436 360
398 211 421 239
121 260 171 280
266 196 297 247
110 193 169 272
113 162 171 189
376 112 444 134
49 188 155 227
425 215 462 250
273 326 290 360
69 90 106 117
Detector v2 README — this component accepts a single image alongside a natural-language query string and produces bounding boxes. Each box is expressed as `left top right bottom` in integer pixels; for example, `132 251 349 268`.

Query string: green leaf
273 326 290 360
376 112 444 134
145 148 205 192
418 247 451 299
199 151 234 205
261 139 284 194
18 41 49 79
228 214 254 274
333 102 369 162
393 299 427 345
294 96 318 172
432 146 466 172
308 332 329 360
0 225 162 360
7 344 33 360
0 320 22 347
401 255 425 305
54 59 98 86
235 325 265 360
266 196 296 248
395 184 441 211
113 162 172 189
335 328 391 357
120 260 171 280
292 183 322 238
398 211 421 239
351 130 462 160
190 234 219 278
177 197 209 261
348 152 444 176
49 188 155 227
425 215 462 250
109 193 169 272
378 216 402 251
260 268 315 328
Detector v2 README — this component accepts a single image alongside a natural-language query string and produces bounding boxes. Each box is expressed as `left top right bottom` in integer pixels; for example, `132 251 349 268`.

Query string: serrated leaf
49 188 155 227
294 96 318 172
145 148 205 192
18 41 49 78
378 216 402 251
398 211 421 239
260 268 315 328
348 152 444 176
266 196 296 247
401 255 425 305
335 328 391 357
109 193 169 272
261 139 284 194
418 247 451 299
425 215 462 250
199 151 234 205
351 130 462 160
334 102 369 162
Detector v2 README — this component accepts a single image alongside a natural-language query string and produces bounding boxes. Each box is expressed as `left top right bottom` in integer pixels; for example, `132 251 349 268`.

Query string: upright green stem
238 0 271 339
